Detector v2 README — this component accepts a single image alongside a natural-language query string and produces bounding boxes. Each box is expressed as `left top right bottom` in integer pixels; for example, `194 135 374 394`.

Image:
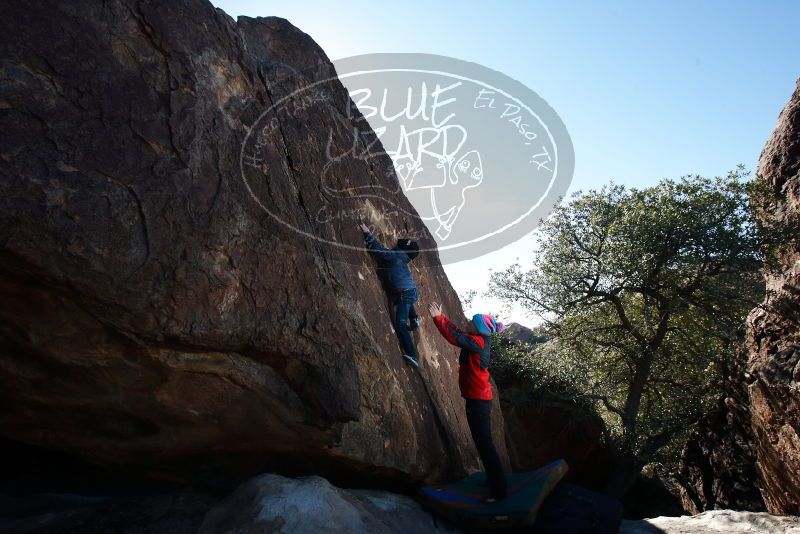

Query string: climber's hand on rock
358 222 370 234
428 303 443 318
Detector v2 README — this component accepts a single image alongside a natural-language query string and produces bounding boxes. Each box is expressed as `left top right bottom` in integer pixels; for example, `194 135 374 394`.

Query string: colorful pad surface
419 459 569 529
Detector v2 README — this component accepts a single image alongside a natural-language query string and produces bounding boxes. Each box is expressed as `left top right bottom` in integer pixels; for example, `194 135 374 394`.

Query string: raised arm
429 304 484 352
360 224 395 261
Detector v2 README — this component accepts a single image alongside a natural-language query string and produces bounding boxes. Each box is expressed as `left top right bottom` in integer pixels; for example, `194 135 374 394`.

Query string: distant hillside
501 323 547 346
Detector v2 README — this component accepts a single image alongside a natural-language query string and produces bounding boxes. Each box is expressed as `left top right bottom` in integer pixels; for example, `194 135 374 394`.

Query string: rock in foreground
198 474 459 534
620 510 800 534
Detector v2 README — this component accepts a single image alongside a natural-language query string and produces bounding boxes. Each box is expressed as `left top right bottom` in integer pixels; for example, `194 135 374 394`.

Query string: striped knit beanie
471 313 505 335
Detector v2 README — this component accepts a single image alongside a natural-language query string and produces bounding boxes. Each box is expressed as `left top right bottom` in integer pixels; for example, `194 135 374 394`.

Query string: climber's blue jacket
363 231 416 291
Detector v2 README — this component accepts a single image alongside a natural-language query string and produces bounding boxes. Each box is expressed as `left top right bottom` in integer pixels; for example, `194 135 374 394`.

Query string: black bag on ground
532 481 623 534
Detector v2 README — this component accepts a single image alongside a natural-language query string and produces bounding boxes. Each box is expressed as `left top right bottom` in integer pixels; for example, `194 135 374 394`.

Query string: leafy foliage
488 169 765 480
491 333 587 398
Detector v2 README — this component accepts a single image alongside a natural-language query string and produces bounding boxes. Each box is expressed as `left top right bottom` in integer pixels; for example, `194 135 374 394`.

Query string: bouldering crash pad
419 459 568 529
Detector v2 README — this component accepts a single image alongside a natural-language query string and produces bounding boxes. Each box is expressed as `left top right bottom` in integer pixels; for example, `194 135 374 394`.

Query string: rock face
0 0 507 485
198 474 460 534
676 349 765 514
499 389 613 491
745 79 800 514
675 81 800 516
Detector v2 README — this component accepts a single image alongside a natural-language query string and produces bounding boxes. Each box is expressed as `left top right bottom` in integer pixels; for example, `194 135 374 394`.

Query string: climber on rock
359 222 421 368
428 302 508 501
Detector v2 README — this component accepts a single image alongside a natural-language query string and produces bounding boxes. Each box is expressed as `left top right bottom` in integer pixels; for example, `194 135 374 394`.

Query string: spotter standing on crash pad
428 302 508 501
360 222 421 368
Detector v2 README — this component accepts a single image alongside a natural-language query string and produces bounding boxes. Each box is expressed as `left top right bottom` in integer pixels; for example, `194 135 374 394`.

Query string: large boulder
745 79 800 514
618 510 800 534
0 0 507 486
499 389 614 491
675 347 765 514
675 80 800 516
198 474 460 534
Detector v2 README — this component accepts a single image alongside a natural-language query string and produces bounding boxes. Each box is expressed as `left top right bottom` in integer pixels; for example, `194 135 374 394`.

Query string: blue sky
212 0 800 325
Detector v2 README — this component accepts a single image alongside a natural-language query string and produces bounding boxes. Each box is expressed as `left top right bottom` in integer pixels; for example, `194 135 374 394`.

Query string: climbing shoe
408 317 421 331
402 354 420 368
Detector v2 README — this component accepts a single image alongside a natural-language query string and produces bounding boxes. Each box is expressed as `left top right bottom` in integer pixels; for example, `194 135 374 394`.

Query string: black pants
465 398 507 499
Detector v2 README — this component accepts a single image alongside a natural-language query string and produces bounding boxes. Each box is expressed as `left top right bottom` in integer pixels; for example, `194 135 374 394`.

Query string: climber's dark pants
392 288 419 360
465 398 507 499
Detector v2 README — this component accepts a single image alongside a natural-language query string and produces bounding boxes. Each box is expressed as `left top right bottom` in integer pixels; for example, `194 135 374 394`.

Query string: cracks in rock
256 66 312 226
205 140 225 219
254 64 347 290
129 1 189 170
92 169 151 281
411 367 456 478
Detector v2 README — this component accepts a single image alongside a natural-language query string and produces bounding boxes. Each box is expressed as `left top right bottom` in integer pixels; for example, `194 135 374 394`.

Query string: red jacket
433 314 493 400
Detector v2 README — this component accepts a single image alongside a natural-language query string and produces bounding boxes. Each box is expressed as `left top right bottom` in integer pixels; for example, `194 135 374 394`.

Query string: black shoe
402 354 420 368
408 317 420 331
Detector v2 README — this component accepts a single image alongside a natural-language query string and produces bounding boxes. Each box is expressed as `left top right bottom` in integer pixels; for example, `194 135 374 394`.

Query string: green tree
489 169 764 495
